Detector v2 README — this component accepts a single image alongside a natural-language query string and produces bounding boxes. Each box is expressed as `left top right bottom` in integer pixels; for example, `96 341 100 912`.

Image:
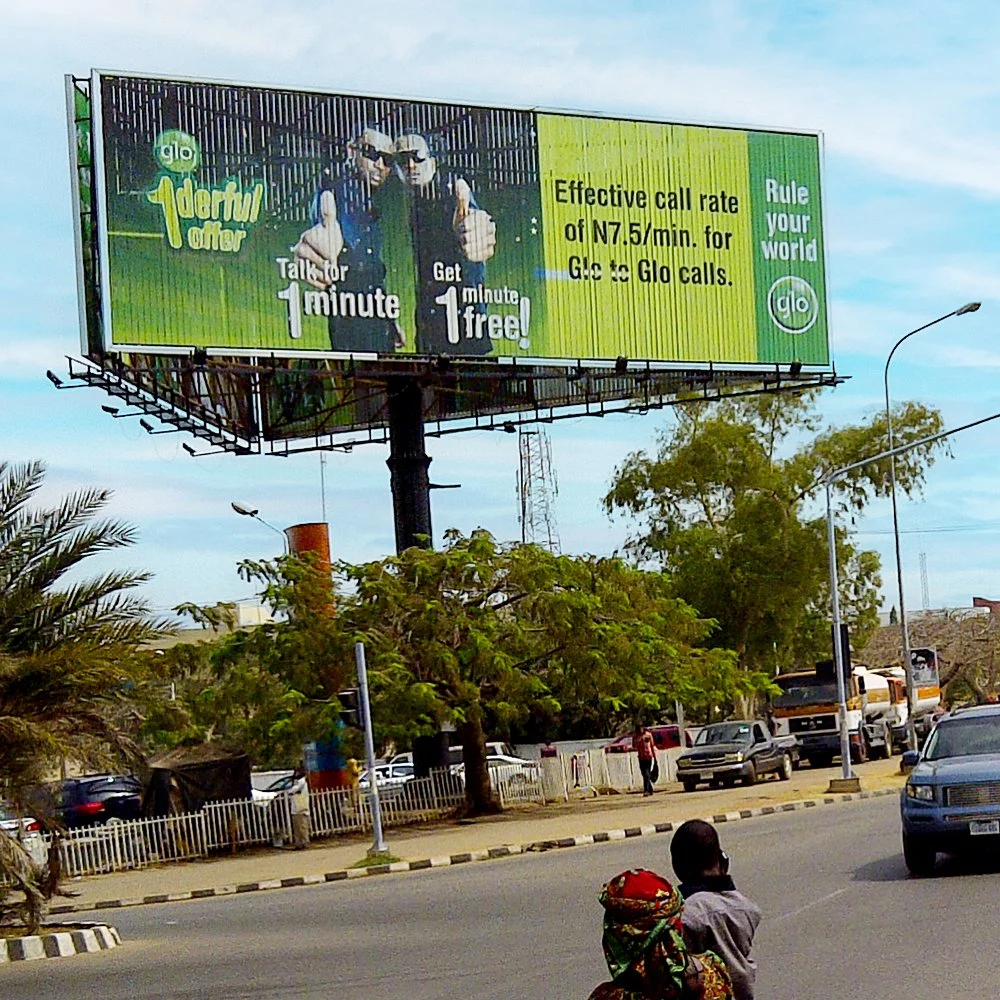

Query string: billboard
81 71 829 368
910 647 940 691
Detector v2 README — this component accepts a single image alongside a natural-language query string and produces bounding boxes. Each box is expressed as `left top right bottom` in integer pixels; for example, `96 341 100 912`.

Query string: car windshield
695 723 752 746
78 777 140 794
924 717 1000 760
265 776 295 792
772 679 839 708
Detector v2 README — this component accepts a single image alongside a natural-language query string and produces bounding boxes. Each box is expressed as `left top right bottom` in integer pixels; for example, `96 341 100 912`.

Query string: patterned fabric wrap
590 869 733 1000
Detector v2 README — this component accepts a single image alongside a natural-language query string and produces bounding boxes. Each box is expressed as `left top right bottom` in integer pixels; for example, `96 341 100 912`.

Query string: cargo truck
770 661 896 767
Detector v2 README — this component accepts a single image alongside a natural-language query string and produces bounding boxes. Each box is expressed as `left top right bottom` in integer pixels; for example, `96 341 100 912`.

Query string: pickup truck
675 720 798 792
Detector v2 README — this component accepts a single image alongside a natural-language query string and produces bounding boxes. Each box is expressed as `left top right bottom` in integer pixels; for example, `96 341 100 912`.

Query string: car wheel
778 754 792 781
902 833 937 876
850 732 869 765
742 762 757 786
682 780 698 793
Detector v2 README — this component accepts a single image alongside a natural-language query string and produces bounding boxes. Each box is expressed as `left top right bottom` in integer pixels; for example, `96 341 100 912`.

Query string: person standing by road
632 724 656 796
289 767 311 850
670 820 761 1000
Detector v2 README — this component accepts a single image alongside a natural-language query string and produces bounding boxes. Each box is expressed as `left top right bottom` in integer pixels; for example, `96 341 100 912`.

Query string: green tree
153 556 355 767
338 531 749 814
604 391 946 679
511 552 751 735
0 461 159 932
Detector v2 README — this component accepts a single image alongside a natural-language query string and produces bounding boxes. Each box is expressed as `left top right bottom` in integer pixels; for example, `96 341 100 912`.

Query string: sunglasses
395 149 429 165
358 144 393 164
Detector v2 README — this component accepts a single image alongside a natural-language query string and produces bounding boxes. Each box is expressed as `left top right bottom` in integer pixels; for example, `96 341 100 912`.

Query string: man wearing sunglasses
393 132 497 356
294 127 403 353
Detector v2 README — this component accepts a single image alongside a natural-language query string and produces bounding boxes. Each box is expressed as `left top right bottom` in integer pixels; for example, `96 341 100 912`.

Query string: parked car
675 720 793 792
900 703 1000 876
57 774 143 827
251 769 294 794
0 802 47 865
251 773 298 807
603 726 692 753
388 741 515 770
452 753 539 795
359 763 415 791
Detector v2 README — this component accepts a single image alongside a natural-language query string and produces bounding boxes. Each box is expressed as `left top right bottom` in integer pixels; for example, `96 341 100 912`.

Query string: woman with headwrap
588 868 734 1000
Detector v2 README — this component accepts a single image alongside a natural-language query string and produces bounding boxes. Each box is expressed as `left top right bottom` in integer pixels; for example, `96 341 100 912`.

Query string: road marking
772 887 848 923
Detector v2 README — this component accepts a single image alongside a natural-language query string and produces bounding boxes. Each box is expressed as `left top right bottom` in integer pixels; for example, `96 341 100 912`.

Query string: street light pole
230 501 290 554
827 403 1000 781
883 302 979 749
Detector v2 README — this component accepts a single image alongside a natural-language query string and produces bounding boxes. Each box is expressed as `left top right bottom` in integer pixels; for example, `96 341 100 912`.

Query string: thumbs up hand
452 178 496 263
294 189 344 289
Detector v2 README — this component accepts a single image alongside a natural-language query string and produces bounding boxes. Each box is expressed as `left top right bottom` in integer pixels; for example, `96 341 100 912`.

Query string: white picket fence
42 767 481 879
5 753 625 882
537 748 685 802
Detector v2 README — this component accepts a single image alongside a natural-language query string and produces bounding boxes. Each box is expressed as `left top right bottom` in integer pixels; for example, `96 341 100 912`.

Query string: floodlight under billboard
73 71 830 371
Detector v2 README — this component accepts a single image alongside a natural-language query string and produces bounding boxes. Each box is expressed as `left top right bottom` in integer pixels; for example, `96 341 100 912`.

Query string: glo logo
767 275 819 334
153 130 201 173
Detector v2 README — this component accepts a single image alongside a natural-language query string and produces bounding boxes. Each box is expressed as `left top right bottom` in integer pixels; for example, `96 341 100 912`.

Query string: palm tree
0 460 161 931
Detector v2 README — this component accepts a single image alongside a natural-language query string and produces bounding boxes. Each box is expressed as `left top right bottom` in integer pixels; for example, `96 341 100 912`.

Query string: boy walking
670 819 761 1000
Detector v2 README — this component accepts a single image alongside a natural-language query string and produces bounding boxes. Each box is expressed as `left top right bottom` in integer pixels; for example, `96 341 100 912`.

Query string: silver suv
900 704 1000 875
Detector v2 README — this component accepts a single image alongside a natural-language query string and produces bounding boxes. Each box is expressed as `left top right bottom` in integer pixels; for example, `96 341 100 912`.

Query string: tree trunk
458 714 501 816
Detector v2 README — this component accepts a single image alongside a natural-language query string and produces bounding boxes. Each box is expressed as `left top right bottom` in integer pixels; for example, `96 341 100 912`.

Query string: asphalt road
6 795 1000 999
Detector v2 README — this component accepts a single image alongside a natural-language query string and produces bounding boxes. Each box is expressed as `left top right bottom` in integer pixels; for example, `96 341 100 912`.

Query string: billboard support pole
386 376 433 554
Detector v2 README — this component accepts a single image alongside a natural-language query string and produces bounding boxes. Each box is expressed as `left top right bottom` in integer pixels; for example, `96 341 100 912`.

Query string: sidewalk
51 758 905 914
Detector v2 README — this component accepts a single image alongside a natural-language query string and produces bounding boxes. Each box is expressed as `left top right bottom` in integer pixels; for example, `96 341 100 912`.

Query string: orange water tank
284 522 331 572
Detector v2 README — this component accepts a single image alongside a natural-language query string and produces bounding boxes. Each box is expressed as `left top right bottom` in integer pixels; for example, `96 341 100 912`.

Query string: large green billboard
85 71 829 368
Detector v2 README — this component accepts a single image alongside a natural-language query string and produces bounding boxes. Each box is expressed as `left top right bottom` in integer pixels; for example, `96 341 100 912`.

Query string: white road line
772 887 849 923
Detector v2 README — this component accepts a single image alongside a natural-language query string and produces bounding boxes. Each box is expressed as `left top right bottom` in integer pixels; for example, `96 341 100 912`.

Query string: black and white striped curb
50 787 899 916
0 922 121 963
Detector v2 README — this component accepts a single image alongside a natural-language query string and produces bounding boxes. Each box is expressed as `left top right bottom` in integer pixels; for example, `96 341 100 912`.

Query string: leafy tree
152 557 355 768
148 534 754 817
338 531 750 814
604 391 946 680
0 461 159 932
509 552 751 735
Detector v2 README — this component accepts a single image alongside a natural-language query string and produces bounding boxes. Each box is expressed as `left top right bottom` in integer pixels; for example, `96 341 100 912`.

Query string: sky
4 0 1000 622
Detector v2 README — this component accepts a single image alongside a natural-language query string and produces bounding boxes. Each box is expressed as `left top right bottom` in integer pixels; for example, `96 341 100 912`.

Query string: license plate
970 820 1000 836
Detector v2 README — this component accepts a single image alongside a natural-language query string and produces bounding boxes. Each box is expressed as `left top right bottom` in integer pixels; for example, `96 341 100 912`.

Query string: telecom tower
517 428 560 553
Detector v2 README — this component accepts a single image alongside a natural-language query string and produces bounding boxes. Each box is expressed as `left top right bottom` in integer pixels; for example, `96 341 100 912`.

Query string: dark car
675 720 792 792
59 774 143 828
900 703 1000 876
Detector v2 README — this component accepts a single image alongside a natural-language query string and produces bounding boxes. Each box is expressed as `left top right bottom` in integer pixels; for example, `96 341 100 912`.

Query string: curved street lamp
230 501 290 555
828 401 1000 783
884 302 980 748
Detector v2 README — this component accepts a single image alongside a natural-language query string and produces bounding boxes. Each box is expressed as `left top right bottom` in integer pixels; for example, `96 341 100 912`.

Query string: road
5 794 1000 999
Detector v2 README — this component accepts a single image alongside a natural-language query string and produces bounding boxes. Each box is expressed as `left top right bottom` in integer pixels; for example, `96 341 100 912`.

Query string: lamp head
231 502 259 517
957 302 981 315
